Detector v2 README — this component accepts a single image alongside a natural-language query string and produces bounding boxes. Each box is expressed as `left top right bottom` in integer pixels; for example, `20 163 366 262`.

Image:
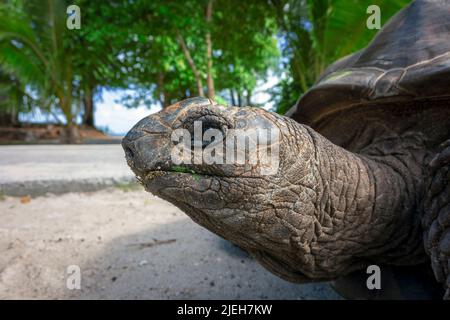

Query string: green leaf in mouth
171 165 197 175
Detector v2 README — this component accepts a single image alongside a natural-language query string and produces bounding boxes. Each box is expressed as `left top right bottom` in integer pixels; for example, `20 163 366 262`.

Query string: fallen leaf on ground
20 196 31 204
128 238 177 249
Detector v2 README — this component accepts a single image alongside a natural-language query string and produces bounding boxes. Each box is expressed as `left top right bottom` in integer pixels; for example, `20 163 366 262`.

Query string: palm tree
270 0 410 113
0 0 79 142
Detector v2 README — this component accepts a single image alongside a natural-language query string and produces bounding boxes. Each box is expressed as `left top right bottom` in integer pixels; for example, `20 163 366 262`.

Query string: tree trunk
59 92 80 144
176 31 204 97
83 86 95 127
0 92 18 126
237 91 242 107
205 0 215 99
229 89 236 106
157 72 171 108
246 88 252 106
59 122 81 144
0 109 18 126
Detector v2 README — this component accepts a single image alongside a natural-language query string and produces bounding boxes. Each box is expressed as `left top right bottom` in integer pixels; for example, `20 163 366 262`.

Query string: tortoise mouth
141 168 214 181
134 170 192 196
135 169 215 191
137 166 267 182
143 170 170 181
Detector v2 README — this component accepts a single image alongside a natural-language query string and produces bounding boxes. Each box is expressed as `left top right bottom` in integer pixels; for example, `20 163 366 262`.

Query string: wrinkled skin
122 97 427 283
423 140 450 299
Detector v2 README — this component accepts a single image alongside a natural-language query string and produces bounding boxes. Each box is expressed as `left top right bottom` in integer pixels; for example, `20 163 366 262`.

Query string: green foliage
0 0 412 132
0 0 76 125
271 0 410 114
321 0 409 63
212 0 279 102
0 69 34 123
120 0 280 108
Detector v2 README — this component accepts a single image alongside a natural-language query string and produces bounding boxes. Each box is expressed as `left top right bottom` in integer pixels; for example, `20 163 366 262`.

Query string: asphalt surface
0 145 135 196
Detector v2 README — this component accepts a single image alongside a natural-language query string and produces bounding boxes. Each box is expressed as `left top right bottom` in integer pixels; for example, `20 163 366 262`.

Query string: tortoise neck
304 126 427 269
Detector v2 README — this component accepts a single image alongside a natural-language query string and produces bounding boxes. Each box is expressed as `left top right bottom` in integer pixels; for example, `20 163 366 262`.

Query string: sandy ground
0 188 341 299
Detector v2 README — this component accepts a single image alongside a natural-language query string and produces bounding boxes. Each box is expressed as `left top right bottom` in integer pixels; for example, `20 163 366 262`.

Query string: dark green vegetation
0 0 409 141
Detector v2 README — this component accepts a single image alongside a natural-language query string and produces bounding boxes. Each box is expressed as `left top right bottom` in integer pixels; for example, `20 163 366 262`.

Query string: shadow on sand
67 219 341 299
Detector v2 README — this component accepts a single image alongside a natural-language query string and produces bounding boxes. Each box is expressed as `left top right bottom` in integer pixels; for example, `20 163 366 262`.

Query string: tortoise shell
287 0 450 130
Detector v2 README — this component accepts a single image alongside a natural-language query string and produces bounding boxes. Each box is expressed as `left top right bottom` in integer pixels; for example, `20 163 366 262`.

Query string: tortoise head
122 97 320 282
122 96 426 282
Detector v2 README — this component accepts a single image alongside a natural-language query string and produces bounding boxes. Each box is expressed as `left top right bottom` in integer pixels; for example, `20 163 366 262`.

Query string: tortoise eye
189 119 226 150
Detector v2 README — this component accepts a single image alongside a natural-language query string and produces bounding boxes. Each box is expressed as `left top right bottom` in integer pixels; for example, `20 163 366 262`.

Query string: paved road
0 145 135 196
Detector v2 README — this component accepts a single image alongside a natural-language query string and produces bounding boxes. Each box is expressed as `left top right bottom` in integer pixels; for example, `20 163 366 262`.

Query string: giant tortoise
122 0 450 299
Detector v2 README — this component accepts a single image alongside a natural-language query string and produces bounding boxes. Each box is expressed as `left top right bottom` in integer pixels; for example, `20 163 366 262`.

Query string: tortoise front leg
423 140 450 299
